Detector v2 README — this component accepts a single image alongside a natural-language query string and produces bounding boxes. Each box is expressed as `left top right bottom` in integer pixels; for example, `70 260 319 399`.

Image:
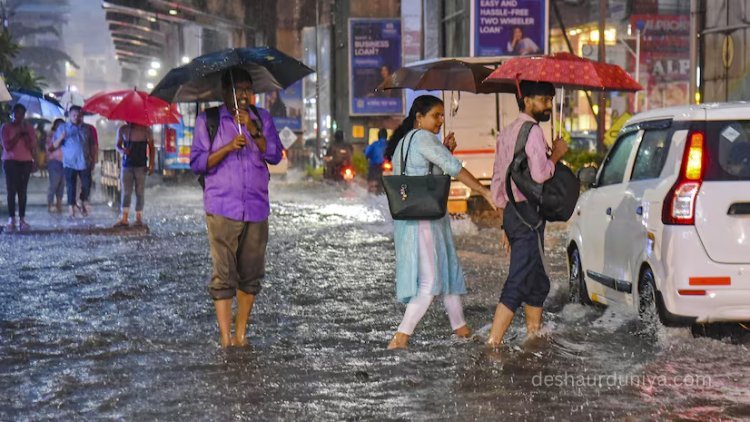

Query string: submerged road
1 176 748 419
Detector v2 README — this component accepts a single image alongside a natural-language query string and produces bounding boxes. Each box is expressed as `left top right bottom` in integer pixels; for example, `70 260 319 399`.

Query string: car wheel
638 268 661 328
569 247 592 305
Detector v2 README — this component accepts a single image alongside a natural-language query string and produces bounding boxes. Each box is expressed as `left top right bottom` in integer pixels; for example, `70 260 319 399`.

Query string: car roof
626 101 750 126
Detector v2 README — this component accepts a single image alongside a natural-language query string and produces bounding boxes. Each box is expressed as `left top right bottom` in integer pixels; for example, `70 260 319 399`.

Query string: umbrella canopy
483 52 643 92
381 57 516 94
83 89 181 126
10 89 65 120
150 46 314 102
0 76 10 102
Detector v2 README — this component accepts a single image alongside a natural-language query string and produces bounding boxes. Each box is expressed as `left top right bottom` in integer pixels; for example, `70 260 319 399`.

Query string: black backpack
505 121 579 226
197 105 263 189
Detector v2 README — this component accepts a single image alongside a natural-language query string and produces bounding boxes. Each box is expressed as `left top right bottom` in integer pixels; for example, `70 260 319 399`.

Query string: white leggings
397 221 466 335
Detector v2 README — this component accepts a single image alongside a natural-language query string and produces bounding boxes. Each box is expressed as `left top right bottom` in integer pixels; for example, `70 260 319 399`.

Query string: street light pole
597 0 607 153
314 0 321 161
619 27 641 112
689 0 699 104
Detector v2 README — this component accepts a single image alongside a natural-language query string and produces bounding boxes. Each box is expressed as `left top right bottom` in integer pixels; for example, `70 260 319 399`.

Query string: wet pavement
1 173 749 420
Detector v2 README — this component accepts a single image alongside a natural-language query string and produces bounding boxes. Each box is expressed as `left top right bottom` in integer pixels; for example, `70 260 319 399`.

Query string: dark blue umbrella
10 89 65 121
150 46 314 102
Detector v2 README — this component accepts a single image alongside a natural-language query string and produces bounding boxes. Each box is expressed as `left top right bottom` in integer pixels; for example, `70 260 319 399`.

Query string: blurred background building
3 0 749 153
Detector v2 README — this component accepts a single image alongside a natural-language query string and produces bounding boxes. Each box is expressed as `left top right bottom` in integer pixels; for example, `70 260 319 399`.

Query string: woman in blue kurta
387 95 496 349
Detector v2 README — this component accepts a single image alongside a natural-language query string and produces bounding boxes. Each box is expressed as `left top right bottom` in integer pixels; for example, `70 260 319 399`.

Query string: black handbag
382 130 451 220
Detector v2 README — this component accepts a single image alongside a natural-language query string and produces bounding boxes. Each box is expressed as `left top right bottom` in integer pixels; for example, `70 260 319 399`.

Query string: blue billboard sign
266 80 303 132
349 18 404 115
472 0 548 57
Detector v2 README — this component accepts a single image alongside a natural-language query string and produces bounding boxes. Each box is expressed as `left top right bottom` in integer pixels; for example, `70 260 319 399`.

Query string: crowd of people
1 103 155 230
3 67 565 351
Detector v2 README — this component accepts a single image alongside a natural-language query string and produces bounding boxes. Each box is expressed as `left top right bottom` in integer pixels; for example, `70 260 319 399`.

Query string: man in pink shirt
487 81 568 347
1 104 37 231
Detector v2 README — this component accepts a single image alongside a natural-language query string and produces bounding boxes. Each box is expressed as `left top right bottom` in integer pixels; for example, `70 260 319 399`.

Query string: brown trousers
206 214 268 300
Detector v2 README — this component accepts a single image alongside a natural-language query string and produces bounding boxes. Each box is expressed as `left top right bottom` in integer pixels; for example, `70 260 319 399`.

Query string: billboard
471 0 548 57
265 80 303 132
630 14 690 109
349 18 404 115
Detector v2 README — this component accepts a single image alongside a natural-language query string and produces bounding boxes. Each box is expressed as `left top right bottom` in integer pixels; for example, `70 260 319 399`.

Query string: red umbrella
83 89 181 126
483 52 643 93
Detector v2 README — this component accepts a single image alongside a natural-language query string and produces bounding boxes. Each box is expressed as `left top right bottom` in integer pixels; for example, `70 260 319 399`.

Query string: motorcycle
323 144 355 182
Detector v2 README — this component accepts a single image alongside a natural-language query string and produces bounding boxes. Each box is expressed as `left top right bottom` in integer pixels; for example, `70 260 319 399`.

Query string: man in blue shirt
365 128 388 193
52 106 95 217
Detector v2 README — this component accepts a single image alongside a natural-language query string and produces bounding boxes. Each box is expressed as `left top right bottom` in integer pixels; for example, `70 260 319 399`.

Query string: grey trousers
47 160 64 204
121 166 146 212
206 214 269 300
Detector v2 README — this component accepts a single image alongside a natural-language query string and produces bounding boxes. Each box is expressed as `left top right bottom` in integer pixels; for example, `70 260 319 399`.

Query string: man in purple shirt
190 67 283 347
486 81 568 347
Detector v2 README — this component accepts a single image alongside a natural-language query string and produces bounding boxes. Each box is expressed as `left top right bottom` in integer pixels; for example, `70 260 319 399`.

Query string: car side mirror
577 166 597 188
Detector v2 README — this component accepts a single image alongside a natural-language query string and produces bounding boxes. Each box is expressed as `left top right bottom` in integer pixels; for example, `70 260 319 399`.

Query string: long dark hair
51 118 65 133
385 95 443 160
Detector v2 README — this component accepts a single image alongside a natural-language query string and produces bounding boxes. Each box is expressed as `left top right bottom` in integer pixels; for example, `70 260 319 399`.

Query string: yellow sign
352 125 365 138
722 34 734 69
605 111 632 147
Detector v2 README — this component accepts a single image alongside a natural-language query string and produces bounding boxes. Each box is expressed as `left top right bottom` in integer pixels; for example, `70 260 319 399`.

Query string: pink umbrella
83 89 181 126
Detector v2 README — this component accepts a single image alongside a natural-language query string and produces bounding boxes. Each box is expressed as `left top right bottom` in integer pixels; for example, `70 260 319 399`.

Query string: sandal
18 221 31 231
112 220 129 228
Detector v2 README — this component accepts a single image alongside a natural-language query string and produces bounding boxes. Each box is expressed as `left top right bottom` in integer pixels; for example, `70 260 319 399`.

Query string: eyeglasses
234 86 253 96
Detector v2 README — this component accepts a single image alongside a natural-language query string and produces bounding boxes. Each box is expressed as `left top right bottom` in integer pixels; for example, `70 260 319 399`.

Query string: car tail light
663 131 705 225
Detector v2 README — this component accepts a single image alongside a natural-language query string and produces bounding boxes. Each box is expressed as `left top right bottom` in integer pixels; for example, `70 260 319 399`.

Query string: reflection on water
0 180 747 419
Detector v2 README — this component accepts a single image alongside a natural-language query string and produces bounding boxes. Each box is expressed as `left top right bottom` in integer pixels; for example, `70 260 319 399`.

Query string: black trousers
499 201 550 311
3 160 32 218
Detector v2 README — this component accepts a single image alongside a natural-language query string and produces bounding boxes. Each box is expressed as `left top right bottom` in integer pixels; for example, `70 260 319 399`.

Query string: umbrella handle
229 71 243 136
558 86 564 140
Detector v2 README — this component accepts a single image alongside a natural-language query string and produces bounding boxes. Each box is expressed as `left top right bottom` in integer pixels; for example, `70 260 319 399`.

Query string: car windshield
703 120 750 181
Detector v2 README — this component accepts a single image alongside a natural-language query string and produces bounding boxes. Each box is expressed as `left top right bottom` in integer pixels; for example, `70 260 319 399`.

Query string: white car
567 102 750 326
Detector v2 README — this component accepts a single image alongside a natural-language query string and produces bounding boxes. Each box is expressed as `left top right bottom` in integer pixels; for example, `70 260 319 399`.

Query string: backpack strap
204 106 220 153
248 104 263 126
505 121 542 230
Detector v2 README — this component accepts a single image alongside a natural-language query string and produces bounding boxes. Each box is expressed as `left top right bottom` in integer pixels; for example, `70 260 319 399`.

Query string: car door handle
636 206 643 215
606 207 612 216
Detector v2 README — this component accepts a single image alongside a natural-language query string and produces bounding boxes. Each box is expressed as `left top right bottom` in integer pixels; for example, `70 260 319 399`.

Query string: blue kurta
391 129 465 303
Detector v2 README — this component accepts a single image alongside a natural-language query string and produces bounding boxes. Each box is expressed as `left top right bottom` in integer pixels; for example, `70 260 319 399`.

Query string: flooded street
1 176 748 420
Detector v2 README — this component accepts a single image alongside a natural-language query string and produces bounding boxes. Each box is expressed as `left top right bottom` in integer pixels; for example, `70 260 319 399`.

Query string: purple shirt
491 113 555 209
190 105 283 222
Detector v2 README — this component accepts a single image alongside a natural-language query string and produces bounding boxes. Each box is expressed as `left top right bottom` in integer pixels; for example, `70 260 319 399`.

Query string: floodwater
1 175 748 420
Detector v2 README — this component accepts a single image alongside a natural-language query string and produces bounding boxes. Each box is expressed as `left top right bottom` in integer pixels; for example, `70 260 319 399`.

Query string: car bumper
659 226 750 323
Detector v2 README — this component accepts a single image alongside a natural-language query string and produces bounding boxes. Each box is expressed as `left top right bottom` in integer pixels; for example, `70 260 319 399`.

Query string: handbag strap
399 129 434 176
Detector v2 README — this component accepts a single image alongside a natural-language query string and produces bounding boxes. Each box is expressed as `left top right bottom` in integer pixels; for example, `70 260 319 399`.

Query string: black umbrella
380 57 516 94
150 46 314 102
